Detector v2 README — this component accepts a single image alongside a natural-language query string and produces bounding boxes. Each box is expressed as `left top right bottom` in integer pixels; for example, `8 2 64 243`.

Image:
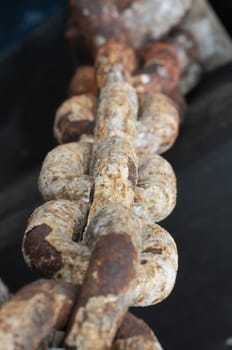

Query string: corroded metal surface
0 279 77 350
54 95 96 144
21 32 181 349
5 1 228 348
180 0 232 71
121 0 192 48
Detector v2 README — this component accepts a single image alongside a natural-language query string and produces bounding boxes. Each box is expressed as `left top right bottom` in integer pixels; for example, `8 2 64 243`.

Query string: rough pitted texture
65 203 141 350
133 223 178 306
133 155 176 223
69 66 97 96
61 33 178 349
39 142 93 203
85 203 141 251
141 42 179 69
23 200 90 284
0 280 77 350
23 204 177 309
95 39 137 89
19 7 186 347
69 0 128 53
89 136 138 220
135 93 180 156
66 296 126 350
133 43 180 96
114 312 163 350
95 80 138 142
54 95 96 144
121 0 192 48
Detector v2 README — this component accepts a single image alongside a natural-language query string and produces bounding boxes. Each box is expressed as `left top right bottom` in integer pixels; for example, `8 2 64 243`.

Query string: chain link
0 1 200 349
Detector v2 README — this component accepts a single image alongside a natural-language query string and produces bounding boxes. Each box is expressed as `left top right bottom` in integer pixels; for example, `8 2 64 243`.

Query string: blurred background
0 1 232 349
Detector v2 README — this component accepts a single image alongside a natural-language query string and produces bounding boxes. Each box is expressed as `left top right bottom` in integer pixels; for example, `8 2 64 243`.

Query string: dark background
0 1 232 349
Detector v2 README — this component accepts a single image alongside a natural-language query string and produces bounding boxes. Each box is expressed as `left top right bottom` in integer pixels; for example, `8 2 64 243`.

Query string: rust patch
23 224 63 277
142 247 163 255
69 66 97 96
77 233 137 305
142 43 177 63
127 157 137 189
141 259 147 265
116 312 154 341
154 48 177 62
57 113 95 143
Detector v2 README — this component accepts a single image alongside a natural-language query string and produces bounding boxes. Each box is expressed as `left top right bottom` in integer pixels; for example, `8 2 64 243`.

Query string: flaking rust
63 36 178 349
20 26 187 350
95 80 138 142
20 37 180 349
95 39 137 89
54 95 96 144
133 42 180 95
0 278 164 350
65 204 142 350
23 200 91 284
68 0 232 89
64 49 143 348
2 0 230 348
89 137 138 220
22 200 178 309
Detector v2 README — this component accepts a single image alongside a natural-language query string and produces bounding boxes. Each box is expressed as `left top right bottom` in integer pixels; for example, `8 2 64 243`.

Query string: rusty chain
0 1 200 349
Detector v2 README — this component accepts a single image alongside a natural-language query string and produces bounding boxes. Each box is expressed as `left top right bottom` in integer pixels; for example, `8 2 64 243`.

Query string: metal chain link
0 1 200 349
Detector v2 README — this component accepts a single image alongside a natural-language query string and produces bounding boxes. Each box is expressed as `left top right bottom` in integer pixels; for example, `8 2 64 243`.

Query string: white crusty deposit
122 0 192 48
134 154 177 223
39 142 93 203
